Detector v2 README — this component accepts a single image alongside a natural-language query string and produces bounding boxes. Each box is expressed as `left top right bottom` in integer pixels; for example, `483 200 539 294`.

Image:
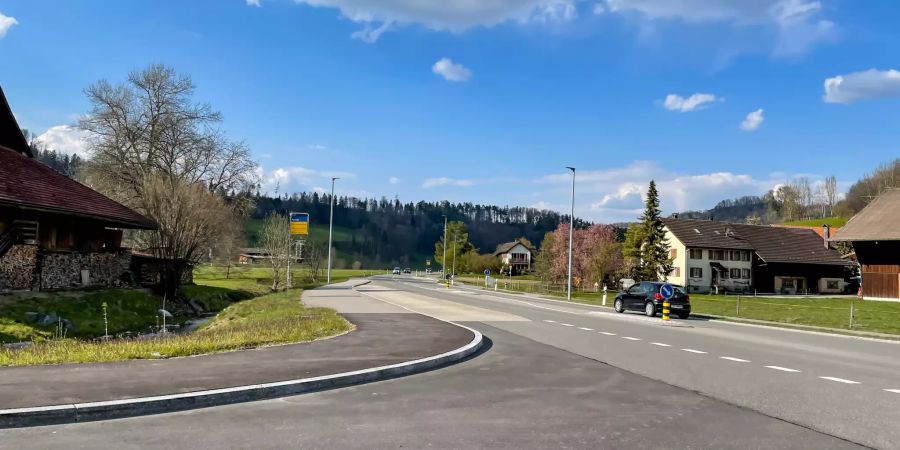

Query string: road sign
289 212 309 235
484 269 490 276
660 283 675 300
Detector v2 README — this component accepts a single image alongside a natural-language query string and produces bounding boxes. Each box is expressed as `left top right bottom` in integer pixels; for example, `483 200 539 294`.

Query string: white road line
578 327 594 331
681 348 707 354
765 366 801 373
884 389 900 394
650 342 671 347
543 320 557 323
599 332 616 336
819 376 860 385
560 323 574 327
720 357 750 363
622 337 642 341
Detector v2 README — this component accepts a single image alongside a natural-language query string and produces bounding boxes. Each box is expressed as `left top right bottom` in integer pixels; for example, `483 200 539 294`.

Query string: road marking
765 366 801 373
650 342 671 347
560 323 574 327
543 320 557 323
578 327 594 331
681 348 707 354
884 389 900 394
819 376 860 385
599 332 616 336
719 357 750 363
622 336 642 341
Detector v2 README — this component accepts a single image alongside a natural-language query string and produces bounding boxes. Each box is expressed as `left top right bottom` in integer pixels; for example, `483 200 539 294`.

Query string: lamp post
442 215 448 280
451 232 457 284
566 166 576 301
327 177 339 284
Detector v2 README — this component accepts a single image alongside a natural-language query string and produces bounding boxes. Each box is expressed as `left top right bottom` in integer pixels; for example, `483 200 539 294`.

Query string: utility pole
327 177 339 284
442 215 448 280
566 166 576 301
451 232 457 283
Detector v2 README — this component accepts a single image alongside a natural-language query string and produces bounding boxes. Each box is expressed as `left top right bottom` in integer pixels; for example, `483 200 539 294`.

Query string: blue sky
1 0 899 222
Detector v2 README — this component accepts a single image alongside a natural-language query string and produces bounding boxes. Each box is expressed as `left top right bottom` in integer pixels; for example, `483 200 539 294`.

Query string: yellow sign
290 213 309 235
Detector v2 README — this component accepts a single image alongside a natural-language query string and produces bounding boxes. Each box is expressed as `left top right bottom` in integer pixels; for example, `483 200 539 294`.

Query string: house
493 239 533 275
0 87 157 291
831 189 900 301
663 218 849 294
239 247 302 265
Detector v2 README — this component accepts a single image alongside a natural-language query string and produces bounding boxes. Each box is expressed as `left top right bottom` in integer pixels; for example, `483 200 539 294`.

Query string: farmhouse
494 239 533 275
0 87 156 291
831 189 900 301
664 218 849 294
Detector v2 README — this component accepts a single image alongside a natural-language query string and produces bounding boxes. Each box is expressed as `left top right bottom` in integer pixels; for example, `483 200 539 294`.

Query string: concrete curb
0 321 482 428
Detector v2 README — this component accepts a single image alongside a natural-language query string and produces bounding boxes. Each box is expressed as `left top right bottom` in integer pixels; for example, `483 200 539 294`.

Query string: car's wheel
614 298 624 313
645 301 657 317
677 312 690 320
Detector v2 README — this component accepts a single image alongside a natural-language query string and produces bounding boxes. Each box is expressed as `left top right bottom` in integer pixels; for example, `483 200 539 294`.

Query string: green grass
782 217 848 227
0 289 352 366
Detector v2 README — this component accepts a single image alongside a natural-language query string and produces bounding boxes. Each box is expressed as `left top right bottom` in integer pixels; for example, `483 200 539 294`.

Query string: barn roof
831 189 900 241
493 239 534 256
0 87 32 158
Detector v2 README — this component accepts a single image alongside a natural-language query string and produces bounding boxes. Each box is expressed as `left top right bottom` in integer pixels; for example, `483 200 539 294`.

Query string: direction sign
660 283 675 300
290 212 309 235
484 269 491 276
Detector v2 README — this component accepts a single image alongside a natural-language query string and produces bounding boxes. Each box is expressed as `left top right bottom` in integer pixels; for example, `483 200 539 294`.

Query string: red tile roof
0 145 156 229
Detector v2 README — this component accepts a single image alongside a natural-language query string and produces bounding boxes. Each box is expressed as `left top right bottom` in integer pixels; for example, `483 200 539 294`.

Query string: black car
614 281 691 319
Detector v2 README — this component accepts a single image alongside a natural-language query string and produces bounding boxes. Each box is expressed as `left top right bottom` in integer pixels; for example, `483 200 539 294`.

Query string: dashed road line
765 366 801 373
819 376 860 385
598 332 616 336
650 342 671 347
578 327 594 331
681 348 707 354
720 357 750 363
622 336 642 341
560 323 574 327
543 320 557 323
884 389 900 394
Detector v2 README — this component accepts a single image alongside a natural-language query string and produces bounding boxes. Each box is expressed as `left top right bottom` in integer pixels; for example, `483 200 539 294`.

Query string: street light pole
451 232 457 282
327 177 339 284
566 166 576 301
442 215 448 280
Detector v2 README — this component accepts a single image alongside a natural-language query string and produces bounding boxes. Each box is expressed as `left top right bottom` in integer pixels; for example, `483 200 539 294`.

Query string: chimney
823 224 830 249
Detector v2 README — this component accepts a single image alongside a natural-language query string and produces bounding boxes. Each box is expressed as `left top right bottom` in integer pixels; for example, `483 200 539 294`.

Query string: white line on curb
543 320 557 323
819 376 860 384
720 357 750 363
622 337 642 341
884 389 900 394
681 349 707 354
560 323 574 327
650 342 671 347
578 327 594 331
599 332 616 336
765 366 801 373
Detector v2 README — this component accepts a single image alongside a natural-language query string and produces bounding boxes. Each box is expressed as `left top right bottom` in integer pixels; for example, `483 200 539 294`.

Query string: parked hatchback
614 281 691 319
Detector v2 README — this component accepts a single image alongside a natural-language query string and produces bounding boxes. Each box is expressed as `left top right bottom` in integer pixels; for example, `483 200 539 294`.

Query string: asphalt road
3 275 895 449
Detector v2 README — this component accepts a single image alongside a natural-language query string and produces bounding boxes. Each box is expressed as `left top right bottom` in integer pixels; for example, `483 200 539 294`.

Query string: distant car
403 268 411 274
392 267 401 275
614 281 691 319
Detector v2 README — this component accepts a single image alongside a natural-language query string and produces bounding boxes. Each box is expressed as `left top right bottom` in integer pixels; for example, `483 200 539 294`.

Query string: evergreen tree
638 180 674 281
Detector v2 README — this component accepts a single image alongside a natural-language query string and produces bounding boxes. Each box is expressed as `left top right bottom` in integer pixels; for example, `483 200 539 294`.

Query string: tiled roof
664 218 847 266
831 189 900 241
0 87 31 158
494 239 533 256
0 146 156 229
662 218 754 250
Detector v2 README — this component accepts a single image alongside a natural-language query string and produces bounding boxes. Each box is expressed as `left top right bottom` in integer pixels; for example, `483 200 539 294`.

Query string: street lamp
451 231 457 282
442 215 448 280
566 166 576 301
327 177 339 284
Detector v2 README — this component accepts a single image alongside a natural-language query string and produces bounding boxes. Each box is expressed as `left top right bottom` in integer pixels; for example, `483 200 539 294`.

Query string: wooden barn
832 189 900 301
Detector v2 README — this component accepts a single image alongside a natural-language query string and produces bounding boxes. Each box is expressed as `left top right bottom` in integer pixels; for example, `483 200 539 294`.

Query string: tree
212 214 246 279
823 175 838 217
579 225 623 287
79 64 258 299
433 221 474 272
622 223 646 279
303 240 328 283
534 231 558 282
260 213 292 291
774 184 801 222
638 181 673 281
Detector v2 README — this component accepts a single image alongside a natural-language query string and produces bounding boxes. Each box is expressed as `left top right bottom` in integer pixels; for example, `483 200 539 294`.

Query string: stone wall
40 251 132 290
0 245 38 291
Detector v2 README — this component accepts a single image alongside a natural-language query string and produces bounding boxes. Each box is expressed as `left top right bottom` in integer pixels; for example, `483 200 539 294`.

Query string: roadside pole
451 233 457 286
442 215 448 287
660 283 674 322
566 166 576 301
602 284 608 306
736 295 741 317
849 297 855 329
327 178 338 284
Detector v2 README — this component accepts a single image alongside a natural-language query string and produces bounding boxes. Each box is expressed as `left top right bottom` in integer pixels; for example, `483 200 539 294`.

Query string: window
742 269 751 279
730 268 742 279
690 267 703 278
709 250 724 261
670 248 678 259
826 280 840 290
781 279 795 288
689 248 703 260
742 251 751 262
670 267 680 277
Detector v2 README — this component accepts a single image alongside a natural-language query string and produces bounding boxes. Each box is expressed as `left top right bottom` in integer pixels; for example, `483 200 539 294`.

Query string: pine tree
638 180 674 281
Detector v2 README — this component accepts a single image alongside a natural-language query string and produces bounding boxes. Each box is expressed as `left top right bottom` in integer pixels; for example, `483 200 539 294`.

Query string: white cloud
432 58 472 82
35 125 90 158
261 166 354 193
740 108 764 131
307 144 328 150
600 0 836 56
246 0 261 6
388 176 400 184
0 12 17 39
823 69 900 104
293 0 577 42
422 177 478 188
663 93 718 112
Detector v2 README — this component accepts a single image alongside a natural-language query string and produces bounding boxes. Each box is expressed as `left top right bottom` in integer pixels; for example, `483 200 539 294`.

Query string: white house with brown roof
494 239 533 275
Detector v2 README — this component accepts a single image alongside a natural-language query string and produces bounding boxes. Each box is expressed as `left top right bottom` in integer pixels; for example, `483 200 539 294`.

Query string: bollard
602 285 608 306
736 295 741 317
662 300 670 321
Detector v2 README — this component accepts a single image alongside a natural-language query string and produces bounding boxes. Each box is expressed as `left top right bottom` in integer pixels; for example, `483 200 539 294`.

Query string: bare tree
260 213 292 291
793 177 813 220
775 184 801 222
824 175 838 217
212 215 246 279
303 240 328 283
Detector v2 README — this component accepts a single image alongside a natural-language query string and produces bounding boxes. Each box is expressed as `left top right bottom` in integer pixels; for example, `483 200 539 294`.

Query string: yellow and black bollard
662 300 670 321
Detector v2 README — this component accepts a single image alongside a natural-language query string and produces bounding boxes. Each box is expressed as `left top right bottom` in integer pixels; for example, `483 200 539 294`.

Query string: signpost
484 269 490 288
288 213 309 288
660 283 675 321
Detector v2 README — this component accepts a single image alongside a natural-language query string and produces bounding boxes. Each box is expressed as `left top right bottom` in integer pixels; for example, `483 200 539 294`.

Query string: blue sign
484 269 491 276
660 283 675 300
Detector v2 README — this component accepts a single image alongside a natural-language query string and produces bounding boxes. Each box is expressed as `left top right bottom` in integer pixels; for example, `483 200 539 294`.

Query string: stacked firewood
40 251 132 290
0 245 38 290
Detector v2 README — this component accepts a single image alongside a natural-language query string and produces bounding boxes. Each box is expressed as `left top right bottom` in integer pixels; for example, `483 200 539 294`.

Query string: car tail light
685 295 690 303
654 292 663 300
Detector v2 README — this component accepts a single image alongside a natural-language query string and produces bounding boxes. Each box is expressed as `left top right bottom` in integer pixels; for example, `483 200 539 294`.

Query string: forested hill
678 196 772 223
250 193 580 268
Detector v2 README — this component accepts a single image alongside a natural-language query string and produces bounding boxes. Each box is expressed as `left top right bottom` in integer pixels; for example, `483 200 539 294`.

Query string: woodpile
40 251 132 290
0 245 38 290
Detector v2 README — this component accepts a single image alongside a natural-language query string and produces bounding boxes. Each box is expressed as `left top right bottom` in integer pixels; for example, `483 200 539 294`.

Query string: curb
0 323 482 428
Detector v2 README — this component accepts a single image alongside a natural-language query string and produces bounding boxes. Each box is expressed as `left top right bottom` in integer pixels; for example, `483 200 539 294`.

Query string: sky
1 0 899 223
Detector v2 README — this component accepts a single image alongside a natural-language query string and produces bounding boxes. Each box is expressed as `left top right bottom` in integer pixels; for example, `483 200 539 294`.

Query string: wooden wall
862 264 900 299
